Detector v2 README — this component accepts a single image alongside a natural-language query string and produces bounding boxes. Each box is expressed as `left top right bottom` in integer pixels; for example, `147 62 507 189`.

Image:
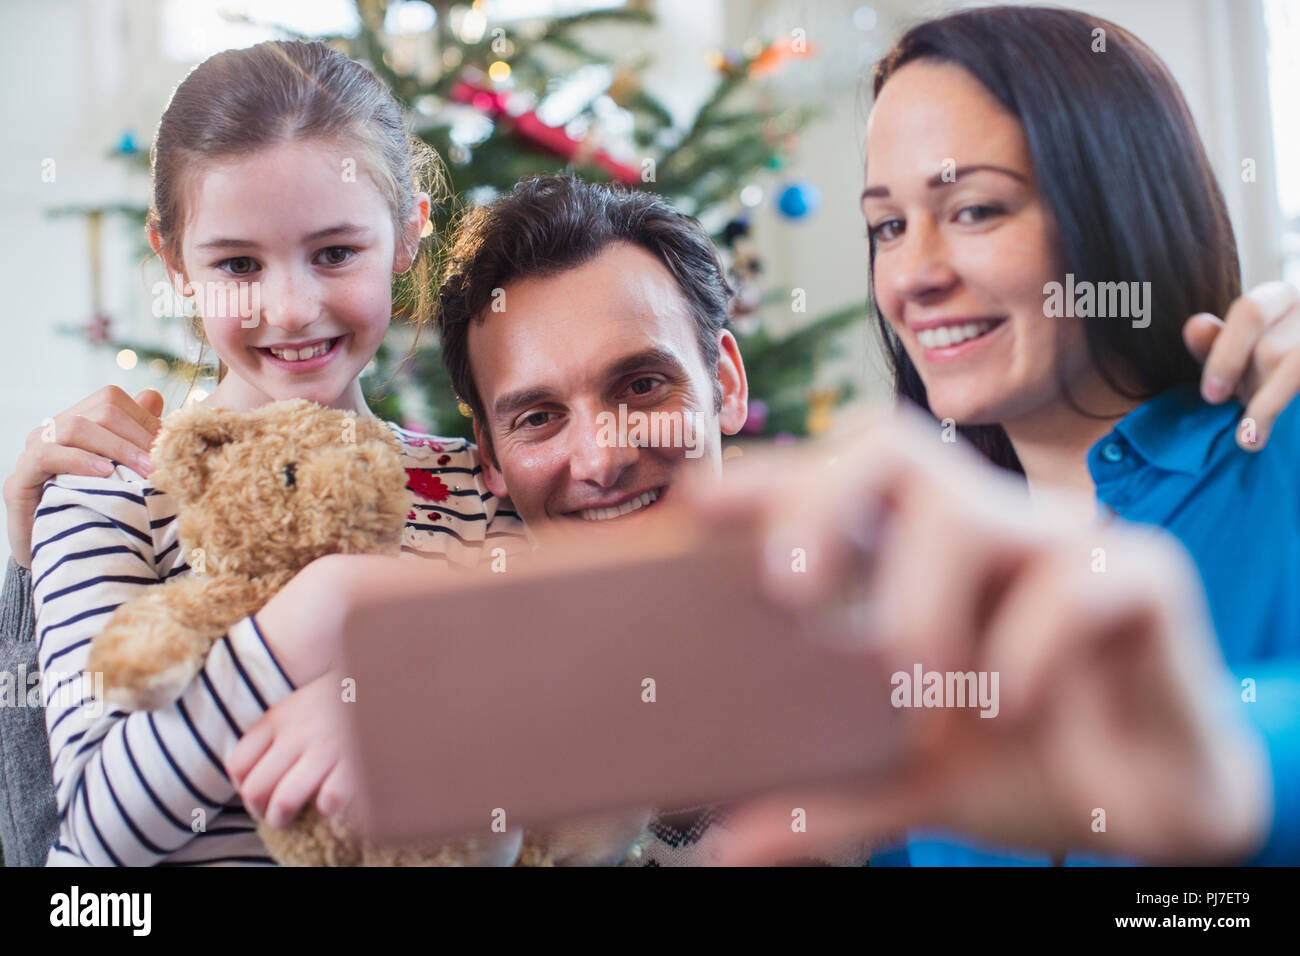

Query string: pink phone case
338 524 901 846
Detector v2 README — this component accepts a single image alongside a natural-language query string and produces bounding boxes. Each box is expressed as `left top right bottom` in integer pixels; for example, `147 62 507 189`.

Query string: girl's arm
31 471 293 866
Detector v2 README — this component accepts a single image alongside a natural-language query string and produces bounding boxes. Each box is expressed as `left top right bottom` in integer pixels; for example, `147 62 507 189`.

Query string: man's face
469 240 748 544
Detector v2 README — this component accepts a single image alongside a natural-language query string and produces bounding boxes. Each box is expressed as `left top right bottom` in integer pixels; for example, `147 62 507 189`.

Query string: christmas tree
64 0 866 441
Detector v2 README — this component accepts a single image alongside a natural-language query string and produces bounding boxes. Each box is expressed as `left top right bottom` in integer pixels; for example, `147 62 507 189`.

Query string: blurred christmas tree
66 0 866 441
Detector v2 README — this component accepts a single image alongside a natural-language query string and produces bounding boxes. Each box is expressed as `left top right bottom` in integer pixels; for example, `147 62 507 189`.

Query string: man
430 175 874 865
434 174 748 546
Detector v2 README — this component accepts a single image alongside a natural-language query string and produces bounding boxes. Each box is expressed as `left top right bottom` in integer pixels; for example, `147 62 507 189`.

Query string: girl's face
172 139 421 411
863 60 1096 428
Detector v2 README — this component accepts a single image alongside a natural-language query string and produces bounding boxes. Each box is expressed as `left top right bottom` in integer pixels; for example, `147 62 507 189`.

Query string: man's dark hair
434 174 733 461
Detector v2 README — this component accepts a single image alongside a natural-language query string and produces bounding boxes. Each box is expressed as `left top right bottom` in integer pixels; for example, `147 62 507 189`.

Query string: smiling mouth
914 319 1004 349
574 487 663 522
260 337 341 362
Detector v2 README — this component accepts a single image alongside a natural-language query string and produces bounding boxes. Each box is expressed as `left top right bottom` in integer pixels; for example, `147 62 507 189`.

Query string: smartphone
338 520 901 846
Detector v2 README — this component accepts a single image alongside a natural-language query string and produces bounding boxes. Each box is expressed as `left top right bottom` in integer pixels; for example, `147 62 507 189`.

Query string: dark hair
870 5 1241 471
434 174 733 460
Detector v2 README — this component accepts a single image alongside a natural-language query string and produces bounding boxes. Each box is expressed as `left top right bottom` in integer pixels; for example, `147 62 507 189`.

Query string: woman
706 4 1300 866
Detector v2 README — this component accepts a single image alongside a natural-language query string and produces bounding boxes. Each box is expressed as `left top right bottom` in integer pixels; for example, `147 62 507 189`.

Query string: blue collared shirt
879 385 1300 866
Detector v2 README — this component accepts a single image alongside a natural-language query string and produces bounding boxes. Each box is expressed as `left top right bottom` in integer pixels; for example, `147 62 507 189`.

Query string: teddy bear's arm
88 573 288 712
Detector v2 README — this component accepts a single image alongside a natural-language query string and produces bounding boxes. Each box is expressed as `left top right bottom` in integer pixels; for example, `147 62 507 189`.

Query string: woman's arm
1238 661 1300 864
4 386 162 568
31 472 293 865
683 408 1273 866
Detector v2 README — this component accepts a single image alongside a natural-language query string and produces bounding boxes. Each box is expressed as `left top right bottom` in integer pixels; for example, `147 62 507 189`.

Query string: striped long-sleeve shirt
30 423 527 866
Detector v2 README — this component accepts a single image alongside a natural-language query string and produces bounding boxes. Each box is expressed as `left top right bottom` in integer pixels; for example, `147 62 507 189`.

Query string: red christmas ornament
450 78 641 185
405 469 451 503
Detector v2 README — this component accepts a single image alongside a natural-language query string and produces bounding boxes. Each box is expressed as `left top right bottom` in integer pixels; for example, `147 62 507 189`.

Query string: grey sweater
0 558 58 866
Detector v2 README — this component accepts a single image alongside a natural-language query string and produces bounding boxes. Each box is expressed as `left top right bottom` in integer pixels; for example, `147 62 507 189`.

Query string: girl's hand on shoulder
3 386 163 567
1184 280 1300 450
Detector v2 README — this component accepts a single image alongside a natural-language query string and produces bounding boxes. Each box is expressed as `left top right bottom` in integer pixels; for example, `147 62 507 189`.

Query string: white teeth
578 488 660 522
916 321 998 350
269 340 333 361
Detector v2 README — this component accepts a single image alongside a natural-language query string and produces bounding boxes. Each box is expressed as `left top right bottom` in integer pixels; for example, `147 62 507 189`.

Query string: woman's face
863 60 1094 427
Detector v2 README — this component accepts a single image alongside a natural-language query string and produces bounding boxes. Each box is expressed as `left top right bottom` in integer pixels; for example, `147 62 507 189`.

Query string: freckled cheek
330 263 398 338
202 319 253 358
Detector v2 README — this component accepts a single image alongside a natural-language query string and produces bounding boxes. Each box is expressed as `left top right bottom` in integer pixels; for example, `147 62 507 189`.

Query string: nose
258 266 319 334
888 216 958 304
567 406 639 488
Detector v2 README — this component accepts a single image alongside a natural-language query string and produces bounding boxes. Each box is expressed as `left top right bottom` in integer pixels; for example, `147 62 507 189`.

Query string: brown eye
283 463 297 488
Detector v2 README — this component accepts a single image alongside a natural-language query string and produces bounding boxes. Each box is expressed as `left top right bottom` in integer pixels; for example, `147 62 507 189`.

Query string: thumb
132 388 165 423
1182 313 1224 364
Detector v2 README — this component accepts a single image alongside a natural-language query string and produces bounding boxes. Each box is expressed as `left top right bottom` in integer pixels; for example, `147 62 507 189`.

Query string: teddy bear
87 398 653 866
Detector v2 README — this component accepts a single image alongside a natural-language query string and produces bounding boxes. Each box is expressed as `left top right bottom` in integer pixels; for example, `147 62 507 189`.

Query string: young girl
23 39 528 866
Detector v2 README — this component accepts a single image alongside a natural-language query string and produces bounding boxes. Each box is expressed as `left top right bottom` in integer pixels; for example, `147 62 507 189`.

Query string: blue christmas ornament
116 130 139 155
776 181 821 220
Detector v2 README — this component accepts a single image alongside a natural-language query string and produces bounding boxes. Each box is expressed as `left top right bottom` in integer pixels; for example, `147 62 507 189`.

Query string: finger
131 388 165 426
49 413 154 476
233 739 302 820
680 441 807 521
1200 297 1271 403
1238 347 1300 451
315 760 356 818
983 529 1200 724
1244 280 1300 322
715 779 933 866
1182 313 1223 364
225 722 275 788
65 385 157 436
73 399 160 455
266 749 335 829
14 445 114 489
753 409 937 610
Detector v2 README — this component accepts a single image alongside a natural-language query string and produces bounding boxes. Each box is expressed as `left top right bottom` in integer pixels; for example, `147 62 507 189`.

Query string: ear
715 329 749 435
148 405 247 505
146 222 191 299
472 417 509 500
394 192 432 273
353 413 403 456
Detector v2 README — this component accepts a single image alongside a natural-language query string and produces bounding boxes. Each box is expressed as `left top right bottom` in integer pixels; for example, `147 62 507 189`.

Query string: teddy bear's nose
283 462 297 488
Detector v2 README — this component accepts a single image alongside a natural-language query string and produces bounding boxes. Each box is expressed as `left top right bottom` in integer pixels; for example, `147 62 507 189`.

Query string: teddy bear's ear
148 404 249 504
353 414 403 453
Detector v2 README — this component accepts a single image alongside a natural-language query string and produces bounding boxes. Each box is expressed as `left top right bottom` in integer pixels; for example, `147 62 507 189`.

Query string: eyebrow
860 164 1028 201
195 223 374 251
490 347 690 421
